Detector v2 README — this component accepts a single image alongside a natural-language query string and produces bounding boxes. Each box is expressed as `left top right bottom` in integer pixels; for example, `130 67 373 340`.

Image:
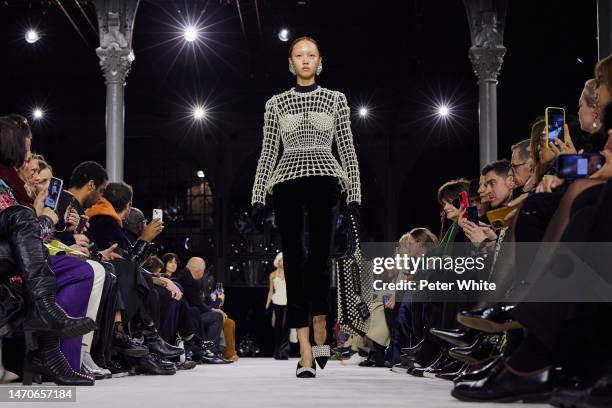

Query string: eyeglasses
510 162 527 172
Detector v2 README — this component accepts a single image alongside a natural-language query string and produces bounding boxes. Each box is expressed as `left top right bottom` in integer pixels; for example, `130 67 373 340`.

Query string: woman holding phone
251 36 361 378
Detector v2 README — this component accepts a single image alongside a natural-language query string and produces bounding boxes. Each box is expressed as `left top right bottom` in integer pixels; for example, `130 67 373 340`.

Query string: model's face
484 170 513 208
510 148 530 187
288 40 321 80
84 180 108 209
166 258 177 274
37 168 52 195
278 258 284 269
578 93 598 133
442 200 460 222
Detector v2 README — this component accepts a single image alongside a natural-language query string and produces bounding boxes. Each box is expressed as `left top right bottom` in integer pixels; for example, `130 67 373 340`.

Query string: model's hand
590 150 612 180
536 175 564 193
140 219 164 242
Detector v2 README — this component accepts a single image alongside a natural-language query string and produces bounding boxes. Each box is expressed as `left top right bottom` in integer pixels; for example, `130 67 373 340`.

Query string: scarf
0 163 33 208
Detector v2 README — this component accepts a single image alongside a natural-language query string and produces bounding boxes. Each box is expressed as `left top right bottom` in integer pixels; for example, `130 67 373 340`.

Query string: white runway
2 358 547 408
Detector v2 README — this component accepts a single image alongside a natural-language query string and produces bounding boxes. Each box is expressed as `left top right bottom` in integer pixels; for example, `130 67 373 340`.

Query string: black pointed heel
312 345 330 370
296 360 316 378
22 334 94 386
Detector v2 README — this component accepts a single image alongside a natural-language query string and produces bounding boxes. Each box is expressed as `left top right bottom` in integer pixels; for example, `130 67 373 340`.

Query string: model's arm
334 92 361 204
265 271 275 309
252 97 281 206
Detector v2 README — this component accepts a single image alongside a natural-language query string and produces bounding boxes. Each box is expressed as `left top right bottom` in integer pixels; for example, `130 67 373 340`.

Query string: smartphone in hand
545 107 565 147
44 177 63 210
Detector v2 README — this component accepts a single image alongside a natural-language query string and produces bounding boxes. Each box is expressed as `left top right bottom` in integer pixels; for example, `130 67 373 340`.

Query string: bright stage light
437 105 450 117
197 170 205 178
25 29 40 44
358 107 368 117
184 25 199 42
278 28 289 42
193 106 206 120
32 108 44 120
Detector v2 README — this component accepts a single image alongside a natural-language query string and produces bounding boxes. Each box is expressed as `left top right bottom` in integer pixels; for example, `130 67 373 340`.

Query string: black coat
87 214 130 253
174 267 211 313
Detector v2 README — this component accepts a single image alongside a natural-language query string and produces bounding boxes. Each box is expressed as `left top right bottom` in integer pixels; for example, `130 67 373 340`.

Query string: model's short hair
273 252 283 268
69 161 108 189
510 139 530 163
437 179 470 205
582 78 598 107
33 154 52 173
481 159 512 178
0 114 30 167
102 182 133 213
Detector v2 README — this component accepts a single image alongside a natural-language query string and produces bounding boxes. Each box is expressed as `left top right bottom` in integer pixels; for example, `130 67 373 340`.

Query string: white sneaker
341 352 367 366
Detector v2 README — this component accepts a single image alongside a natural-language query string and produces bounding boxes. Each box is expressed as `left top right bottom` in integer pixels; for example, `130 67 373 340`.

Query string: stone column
464 0 507 168
94 1 140 181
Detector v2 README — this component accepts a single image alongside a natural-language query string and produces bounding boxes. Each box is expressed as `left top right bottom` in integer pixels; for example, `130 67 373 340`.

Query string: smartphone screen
556 154 604 179
546 107 565 144
44 177 63 210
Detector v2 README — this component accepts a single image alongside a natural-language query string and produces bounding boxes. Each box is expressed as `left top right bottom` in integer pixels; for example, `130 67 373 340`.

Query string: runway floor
1 358 547 408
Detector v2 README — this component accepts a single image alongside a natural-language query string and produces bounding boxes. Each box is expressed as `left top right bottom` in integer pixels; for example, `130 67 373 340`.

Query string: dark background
0 0 599 353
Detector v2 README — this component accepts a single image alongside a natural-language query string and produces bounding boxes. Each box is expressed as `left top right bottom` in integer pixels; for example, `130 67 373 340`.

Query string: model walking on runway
251 36 361 378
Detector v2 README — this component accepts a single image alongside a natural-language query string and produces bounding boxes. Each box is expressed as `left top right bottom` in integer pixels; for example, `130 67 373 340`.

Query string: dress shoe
400 339 424 357
413 354 458 378
457 305 522 333
184 337 206 361
423 359 465 379
200 350 232 364
408 352 447 377
296 360 316 378
141 328 184 359
112 331 149 357
312 345 330 369
430 328 476 347
435 364 468 381
131 353 176 375
448 334 500 365
82 352 112 379
451 364 552 403
453 356 502 383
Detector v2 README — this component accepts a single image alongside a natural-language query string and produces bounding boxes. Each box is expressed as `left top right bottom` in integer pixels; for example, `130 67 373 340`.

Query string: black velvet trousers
272 176 341 328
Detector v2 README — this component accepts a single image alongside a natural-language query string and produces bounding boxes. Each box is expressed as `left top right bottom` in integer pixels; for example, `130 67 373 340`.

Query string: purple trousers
51 255 94 371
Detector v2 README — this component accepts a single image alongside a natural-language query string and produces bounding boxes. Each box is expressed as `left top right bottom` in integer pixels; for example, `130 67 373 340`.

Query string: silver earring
289 64 296 75
316 64 323 76
593 120 599 128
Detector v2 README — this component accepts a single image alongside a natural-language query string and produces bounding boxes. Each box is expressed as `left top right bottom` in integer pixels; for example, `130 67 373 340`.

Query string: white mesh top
251 85 361 205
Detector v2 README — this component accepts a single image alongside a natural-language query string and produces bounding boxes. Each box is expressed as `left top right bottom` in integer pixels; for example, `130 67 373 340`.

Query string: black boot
23 334 94 386
24 295 96 348
142 328 184 358
112 330 149 357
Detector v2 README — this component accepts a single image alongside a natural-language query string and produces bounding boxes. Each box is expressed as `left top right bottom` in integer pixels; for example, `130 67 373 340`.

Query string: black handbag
335 212 373 337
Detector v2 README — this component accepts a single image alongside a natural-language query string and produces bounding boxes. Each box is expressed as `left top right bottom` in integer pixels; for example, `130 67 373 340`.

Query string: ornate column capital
468 45 506 83
96 46 133 85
